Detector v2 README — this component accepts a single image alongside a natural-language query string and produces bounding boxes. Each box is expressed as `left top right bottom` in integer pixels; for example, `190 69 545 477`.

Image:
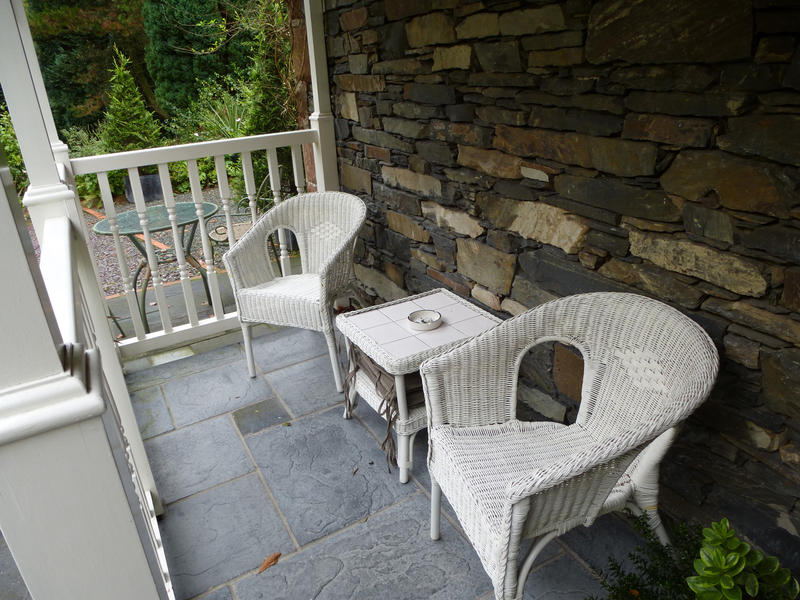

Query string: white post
9 0 69 163
304 0 340 192
0 0 163 513
0 151 166 600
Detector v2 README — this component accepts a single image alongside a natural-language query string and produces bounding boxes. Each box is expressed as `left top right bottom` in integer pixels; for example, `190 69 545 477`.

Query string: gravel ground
29 189 237 297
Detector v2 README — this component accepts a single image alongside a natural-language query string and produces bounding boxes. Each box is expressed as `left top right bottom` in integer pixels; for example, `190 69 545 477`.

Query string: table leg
138 265 152 334
185 254 212 309
395 374 411 484
343 339 356 419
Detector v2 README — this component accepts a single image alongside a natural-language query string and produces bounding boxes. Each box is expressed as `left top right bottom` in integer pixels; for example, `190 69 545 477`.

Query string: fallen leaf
352 467 358 476
257 552 281 574
282 422 292 427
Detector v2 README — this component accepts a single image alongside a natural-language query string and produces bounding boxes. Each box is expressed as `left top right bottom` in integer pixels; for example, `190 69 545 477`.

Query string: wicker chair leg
324 330 344 392
431 477 442 540
512 531 560 600
397 433 411 484
647 508 670 545
241 322 256 378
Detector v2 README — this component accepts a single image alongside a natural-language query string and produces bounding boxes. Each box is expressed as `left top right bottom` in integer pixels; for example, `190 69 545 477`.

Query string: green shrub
590 516 799 600
687 519 799 600
590 513 701 600
99 47 162 155
62 125 105 205
0 102 28 201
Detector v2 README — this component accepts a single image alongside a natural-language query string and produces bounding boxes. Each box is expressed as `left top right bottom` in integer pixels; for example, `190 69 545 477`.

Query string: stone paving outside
125 325 646 600
0 324 646 600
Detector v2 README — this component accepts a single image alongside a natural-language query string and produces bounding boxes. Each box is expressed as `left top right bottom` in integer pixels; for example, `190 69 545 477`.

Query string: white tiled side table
335 288 502 483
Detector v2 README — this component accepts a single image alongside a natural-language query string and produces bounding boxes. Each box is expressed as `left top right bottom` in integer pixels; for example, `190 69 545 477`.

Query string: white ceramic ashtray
407 309 442 331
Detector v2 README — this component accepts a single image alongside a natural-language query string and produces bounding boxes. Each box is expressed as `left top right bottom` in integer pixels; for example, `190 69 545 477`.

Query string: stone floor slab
164 360 274 427
522 554 604 599
266 355 343 417
0 535 30 600
246 408 416 545
125 343 242 392
233 397 291 436
234 494 494 600
130 386 174 439
145 415 253 503
559 513 643 573
160 474 294 600
251 327 328 374
194 587 233 600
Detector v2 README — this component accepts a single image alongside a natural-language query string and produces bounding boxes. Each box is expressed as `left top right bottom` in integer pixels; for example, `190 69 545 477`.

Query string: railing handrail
70 128 317 175
39 215 77 345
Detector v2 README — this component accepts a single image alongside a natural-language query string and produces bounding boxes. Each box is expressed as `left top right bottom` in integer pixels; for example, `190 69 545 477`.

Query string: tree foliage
26 0 158 128
142 0 252 112
0 99 28 201
99 48 162 153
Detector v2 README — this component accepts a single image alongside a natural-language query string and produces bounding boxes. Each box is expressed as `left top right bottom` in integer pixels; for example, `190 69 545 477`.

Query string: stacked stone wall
324 0 800 568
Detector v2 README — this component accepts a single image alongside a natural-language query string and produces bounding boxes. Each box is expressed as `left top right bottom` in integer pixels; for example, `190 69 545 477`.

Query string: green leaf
712 548 727 569
759 556 779 575
695 559 710 575
697 591 723 600
721 585 742 600
701 547 716 567
720 575 735 590
746 550 764 567
788 577 799 599
729 557 747 577
688 576 718 593
775 567 791 586
725 553 740 568
743 573 758 597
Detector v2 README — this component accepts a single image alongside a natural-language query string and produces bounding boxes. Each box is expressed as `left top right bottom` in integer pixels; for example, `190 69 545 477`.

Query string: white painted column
304 0 340 192
9 0 69 163
0 152 165 600
0 0 162 514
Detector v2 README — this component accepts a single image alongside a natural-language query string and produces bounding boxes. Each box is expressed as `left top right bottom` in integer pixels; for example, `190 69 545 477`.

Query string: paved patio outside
0 325 646 600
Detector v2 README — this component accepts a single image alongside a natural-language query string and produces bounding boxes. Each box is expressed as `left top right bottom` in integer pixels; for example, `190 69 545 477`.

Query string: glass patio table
93 201 218 332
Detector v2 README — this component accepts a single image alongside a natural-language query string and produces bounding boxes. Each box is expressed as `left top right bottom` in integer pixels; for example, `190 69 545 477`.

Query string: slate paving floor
0 325 645 600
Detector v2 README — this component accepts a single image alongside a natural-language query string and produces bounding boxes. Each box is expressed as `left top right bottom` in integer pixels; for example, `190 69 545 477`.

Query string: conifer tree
99 48 162 153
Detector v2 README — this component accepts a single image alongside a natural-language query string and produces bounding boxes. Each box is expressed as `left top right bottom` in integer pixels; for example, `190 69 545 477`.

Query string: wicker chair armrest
421 347 518 428
222 211 279 292
504 409 682 505
318 226 360 299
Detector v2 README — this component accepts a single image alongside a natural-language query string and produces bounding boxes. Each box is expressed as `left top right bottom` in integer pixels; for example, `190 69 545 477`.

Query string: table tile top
336 289 501 372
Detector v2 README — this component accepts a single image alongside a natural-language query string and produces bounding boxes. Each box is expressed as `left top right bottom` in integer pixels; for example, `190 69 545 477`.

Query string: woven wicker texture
336 288 502 375
420 292 719 600
223 192 366 387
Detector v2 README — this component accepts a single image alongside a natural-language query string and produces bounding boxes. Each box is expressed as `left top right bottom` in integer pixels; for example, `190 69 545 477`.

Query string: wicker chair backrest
422 292 719 440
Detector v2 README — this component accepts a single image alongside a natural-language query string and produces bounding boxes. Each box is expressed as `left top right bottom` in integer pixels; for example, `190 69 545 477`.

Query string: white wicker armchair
421 292 719 600
223 192 366 391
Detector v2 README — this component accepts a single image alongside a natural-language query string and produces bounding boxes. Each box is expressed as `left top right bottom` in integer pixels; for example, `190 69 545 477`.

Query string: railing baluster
214 155 237 246
187 159 224 320
291 145 306 195
241 151 258 224
97 172 147 340
158 163 199 327
128 168 173 334
267 148 291 276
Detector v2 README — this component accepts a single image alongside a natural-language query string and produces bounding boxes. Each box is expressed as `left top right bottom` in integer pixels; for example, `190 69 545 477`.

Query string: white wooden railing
1 209 172 599
68 129 317 358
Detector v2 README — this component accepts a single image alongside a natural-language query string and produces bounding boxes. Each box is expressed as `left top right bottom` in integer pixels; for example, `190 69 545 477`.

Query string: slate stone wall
324 0 800 568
